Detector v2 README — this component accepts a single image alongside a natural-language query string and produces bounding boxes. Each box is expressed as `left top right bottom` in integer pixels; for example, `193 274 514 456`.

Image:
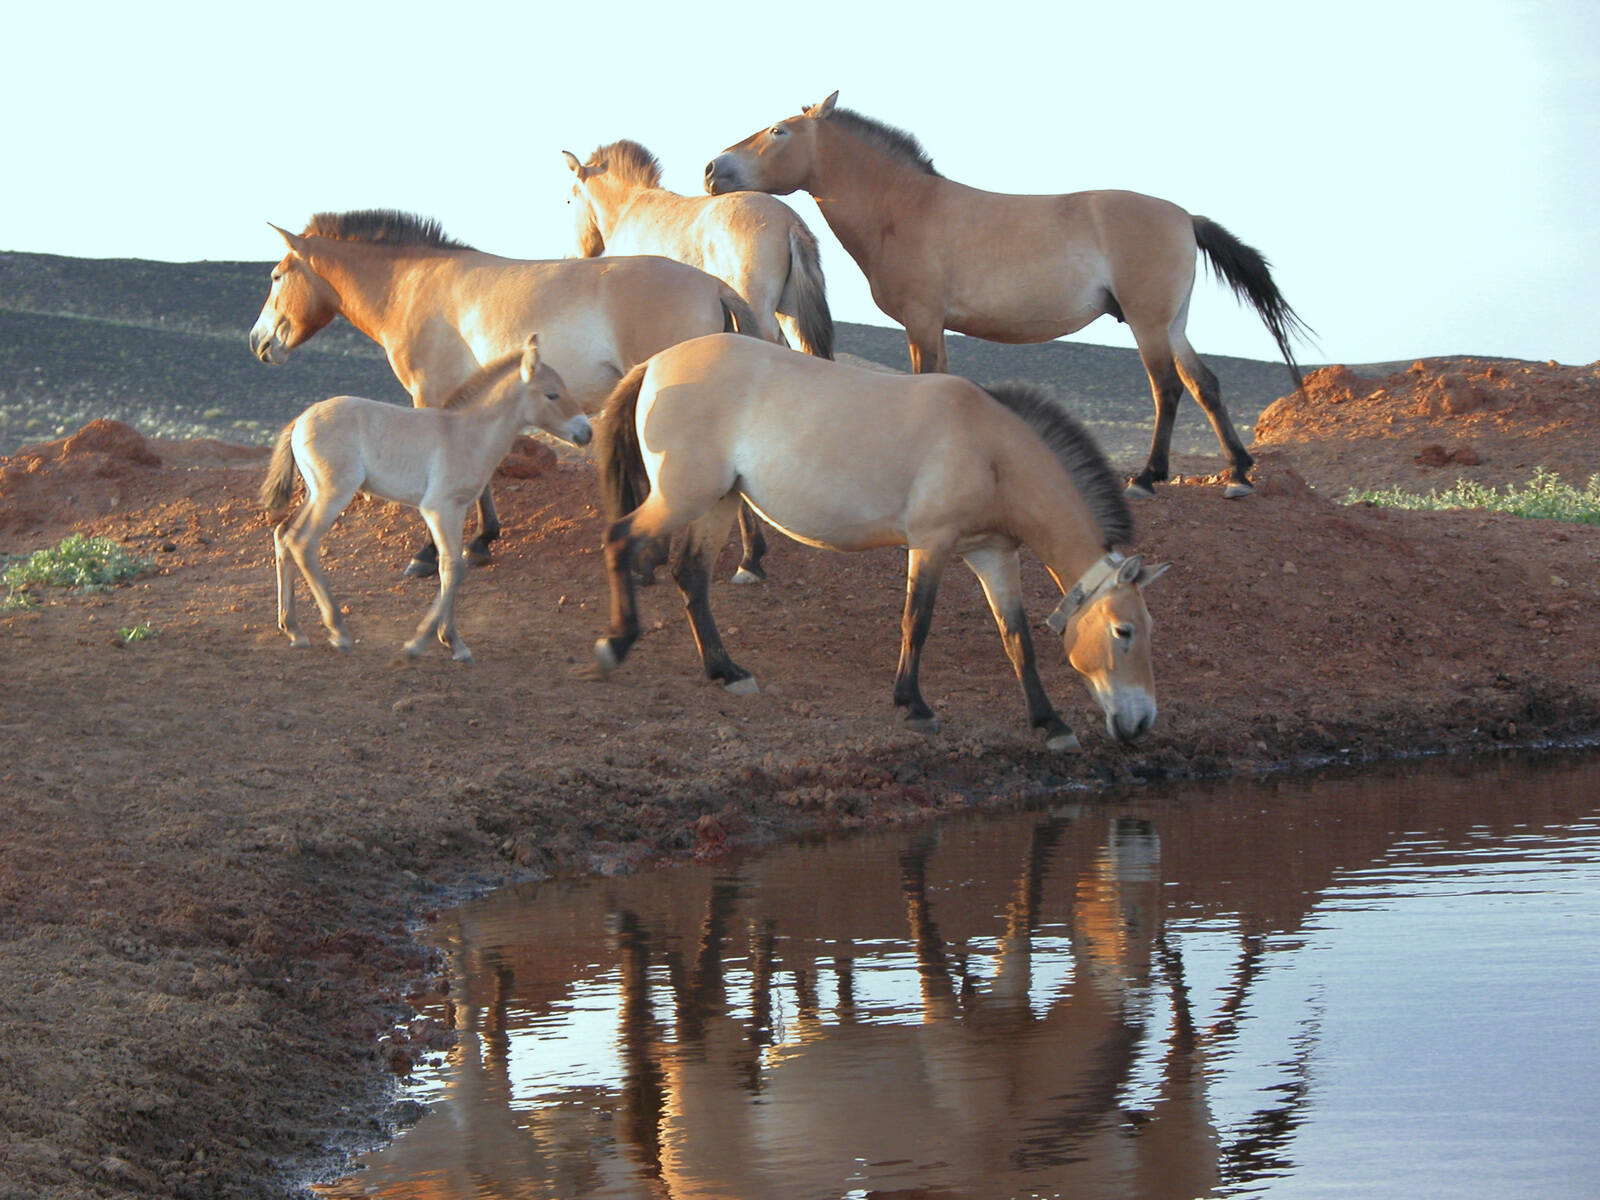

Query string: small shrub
1347 468 1600 525
3 533 156 608
118 621 157 643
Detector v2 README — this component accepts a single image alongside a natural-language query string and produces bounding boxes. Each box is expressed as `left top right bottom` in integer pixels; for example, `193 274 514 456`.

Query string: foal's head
1049 555 1169 744
446 335 591 447
562 141 663 258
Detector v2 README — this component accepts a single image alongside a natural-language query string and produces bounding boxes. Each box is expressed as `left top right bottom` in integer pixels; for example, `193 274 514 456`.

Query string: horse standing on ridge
706 91 1311 498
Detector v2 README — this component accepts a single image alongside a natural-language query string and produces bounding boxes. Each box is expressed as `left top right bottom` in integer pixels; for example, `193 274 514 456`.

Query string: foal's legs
406 485 500 577
893 545 951 733
403 503 473 662
278 485 356 651
963 545 1080 752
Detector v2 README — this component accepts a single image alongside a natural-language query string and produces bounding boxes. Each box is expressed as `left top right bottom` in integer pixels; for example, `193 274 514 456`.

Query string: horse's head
705 91 838 197
249 225 340 365
514 335 591 447
562 150 608 258
1049 554 1169 744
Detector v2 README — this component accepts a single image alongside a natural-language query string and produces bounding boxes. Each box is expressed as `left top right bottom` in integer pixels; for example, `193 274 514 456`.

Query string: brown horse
706 92 1311 498
248 209 771 577
564 139 834 358
261 336 587 663
584 333 1168 749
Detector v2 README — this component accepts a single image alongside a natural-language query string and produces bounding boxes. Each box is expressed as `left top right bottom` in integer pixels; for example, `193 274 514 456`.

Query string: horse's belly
740 491 905 554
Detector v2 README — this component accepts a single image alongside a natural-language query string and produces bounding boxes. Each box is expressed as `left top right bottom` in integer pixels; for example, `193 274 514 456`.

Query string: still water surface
322 754 1600 1199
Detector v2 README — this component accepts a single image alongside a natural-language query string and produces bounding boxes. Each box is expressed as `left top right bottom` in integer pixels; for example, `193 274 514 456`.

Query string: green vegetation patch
3 533 157 609
1347 468 1600 525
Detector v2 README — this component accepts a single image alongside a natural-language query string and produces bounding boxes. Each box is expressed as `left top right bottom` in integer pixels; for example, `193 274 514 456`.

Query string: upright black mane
301 209 473 251
587 140 664 188
981 382 1133 548
826 108 941 177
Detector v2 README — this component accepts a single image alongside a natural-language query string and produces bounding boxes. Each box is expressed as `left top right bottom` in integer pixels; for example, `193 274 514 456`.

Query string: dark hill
0 249 1297 459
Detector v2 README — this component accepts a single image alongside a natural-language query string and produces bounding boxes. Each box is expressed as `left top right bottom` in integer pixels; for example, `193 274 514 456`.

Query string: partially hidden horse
706 91 1312 498
565 139 835 359
583 333 1169 749
249 209 771 578
261 335 588 663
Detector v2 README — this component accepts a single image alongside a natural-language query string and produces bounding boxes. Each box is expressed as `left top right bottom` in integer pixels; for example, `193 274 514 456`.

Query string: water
319 754 1600 1199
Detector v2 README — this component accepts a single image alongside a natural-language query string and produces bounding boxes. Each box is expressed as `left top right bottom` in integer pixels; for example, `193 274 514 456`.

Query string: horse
581 333 1169 749
248 209 772 579
705 91 1312 499
564 139 835 359
260 335 590 664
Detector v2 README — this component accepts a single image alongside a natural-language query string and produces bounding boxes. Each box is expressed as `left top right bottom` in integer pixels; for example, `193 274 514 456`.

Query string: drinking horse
565 139 834 358
706 92 1311 497
261 336 589 663
583 333 1168 749
248 209 771 577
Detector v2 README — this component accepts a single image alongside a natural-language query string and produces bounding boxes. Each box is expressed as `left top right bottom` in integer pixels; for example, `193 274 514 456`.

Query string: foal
261 335 588 662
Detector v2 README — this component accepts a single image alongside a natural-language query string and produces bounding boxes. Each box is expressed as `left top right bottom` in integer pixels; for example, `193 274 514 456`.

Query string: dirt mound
1252 357 1599 493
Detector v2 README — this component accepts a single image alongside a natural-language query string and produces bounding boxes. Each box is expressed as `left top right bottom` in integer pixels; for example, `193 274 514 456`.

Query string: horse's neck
309 243 411 345
810 136 935 268
596 181 673 242
997 447 1109 593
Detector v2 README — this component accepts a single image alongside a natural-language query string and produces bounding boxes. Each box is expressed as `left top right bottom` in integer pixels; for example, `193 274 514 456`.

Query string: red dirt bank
1 356 1597 1198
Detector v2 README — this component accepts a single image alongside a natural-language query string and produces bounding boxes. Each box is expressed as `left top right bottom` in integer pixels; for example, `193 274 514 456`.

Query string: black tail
595 362 652 520
784 223 835 359
1193 216 1314 388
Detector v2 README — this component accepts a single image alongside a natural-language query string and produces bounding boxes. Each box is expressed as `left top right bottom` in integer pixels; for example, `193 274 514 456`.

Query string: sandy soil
1 356 1597 1199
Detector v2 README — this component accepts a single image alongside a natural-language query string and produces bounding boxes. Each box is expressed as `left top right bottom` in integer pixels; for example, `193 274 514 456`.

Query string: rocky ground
0 355 1597 1198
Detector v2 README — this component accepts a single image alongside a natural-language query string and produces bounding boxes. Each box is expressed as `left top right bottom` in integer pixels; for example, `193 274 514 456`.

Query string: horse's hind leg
963 545 1079 751
1173 332 1254 496
732 501 769 584
404 505 472 662
466 485 500 565
282 491 354 651
273 520 310 648
893 545 951 733
1127 333 1185 498
673 496 755 692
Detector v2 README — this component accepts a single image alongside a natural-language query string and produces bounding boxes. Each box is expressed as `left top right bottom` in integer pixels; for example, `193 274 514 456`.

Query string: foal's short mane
981 382 1134 548
587 140 663 188
440 349 523 411
826 108 941 177
301 209 474 251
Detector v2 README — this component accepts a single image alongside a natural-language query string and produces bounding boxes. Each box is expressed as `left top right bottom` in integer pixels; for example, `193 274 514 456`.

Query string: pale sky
5 0 1596 367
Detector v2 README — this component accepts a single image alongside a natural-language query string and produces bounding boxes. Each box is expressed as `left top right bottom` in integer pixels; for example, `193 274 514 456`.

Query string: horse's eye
546 393 561 402
769 125 787 138
1113 624 1135 643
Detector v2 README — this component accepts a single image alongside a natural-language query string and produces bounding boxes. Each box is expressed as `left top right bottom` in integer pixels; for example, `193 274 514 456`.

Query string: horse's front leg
466 484 500 565
903 315 949 374
893 546 948 733
963 545 1080 752
404 506 473 662
731 500 769 585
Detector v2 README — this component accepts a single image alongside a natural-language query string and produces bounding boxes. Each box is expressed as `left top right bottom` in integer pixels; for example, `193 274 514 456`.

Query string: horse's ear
1136 560 1172 589
520 333 541 379
808 91 839 118
268 223 306 255
562 150 582 174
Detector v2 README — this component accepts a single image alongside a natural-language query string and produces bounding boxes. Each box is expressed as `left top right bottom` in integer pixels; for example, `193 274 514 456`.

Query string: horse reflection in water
350 814 1301 1200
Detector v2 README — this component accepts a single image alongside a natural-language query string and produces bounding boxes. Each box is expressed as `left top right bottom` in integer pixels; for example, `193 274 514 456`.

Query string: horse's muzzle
704 158 733 195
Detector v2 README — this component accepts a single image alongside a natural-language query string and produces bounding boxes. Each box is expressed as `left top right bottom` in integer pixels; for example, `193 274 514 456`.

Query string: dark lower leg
996 601 1075 743
1131 364 1184 494
735 501 768 581
672 541 749 686
892 571 940 726
598 518 643 665
1182 360 1254 487
466 486 500 564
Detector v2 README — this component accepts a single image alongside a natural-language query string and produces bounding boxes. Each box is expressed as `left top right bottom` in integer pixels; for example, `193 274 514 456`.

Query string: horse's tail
595 361 652 520
782 222 835 359
1192 215 1314 388
259 420 300 522
716 281 764 342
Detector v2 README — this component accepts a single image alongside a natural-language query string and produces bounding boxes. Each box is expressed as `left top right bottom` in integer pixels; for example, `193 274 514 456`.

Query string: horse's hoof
905 715 941 736
574 639 618 681
331 636 353 653
723 675 760 696
404 558 438 579
1124 480 1157 499
452 649 475 664
730 567 765 586
1223 481 1255 499
286 634 310 649
1046 731 1083 753
466 548 494 568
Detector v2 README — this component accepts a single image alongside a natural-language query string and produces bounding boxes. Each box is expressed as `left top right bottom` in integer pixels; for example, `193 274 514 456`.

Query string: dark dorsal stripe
301 209 473 251
826 108 941 177
981 381 1133 548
